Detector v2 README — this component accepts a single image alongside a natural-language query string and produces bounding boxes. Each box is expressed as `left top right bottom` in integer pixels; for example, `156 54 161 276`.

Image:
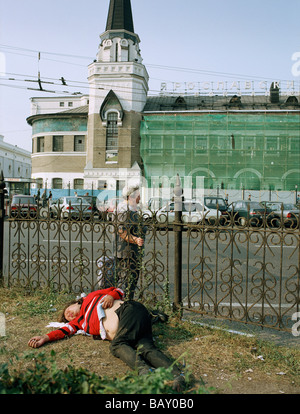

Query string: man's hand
135 237 144 247
101 295 114 309
28 335 50 348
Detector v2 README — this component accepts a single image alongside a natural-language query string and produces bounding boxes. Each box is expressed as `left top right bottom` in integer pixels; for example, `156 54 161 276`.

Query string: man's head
59 298 83 323
122 185 140 204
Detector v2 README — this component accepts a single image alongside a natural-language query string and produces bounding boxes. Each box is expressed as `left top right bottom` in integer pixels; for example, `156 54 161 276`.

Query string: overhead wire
1 43 299 89
2 69 299 101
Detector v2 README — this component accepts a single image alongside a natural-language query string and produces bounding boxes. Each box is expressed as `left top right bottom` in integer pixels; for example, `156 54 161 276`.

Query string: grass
0 286 299 394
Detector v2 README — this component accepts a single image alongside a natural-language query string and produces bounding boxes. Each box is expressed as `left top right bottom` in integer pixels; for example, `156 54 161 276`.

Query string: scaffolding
140 112 300 191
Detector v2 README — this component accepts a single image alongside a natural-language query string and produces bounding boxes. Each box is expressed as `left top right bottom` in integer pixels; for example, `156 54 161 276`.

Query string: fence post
173 174 183 314
0 171 6 286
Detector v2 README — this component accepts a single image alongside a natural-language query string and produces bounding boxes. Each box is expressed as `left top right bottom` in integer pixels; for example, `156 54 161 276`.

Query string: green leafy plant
0 350 208 394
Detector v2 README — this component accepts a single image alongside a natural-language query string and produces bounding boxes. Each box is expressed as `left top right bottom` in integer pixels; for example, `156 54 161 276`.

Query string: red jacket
47 287 124 342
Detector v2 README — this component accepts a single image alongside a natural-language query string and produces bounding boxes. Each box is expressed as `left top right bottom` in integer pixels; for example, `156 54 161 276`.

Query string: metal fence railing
1 173 299 332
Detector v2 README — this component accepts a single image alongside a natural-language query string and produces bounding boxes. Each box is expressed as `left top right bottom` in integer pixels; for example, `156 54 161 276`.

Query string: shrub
0 350 208 394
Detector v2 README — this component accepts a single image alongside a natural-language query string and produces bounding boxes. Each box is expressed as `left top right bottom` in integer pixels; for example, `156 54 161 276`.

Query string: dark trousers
116 257 140 300
110 301 180 375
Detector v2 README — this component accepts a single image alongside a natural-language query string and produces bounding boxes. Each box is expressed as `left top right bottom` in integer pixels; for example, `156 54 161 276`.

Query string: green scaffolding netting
140 113 300 191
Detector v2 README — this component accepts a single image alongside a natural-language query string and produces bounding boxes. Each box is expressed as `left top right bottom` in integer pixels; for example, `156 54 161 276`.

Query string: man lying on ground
28 287 185 391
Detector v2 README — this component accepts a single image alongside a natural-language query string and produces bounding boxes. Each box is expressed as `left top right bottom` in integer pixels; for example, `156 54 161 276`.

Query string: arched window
285 96 299 106
106 112 118 162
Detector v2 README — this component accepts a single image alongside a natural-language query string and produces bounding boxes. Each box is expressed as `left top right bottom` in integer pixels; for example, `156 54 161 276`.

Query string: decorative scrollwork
4 204 300 331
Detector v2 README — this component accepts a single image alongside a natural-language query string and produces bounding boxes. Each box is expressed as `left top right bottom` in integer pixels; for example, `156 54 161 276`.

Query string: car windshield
13 197 35 204
205 198 226 207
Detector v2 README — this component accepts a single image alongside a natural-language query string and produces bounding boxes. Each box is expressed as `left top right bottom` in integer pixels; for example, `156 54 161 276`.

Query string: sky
0 0 299 152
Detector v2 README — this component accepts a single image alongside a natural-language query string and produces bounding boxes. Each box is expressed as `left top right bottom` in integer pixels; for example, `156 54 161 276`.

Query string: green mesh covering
140 113 300 191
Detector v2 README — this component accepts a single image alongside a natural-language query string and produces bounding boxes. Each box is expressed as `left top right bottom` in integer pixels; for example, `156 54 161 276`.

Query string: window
36 178 43 189
37 137 44 153
52 178 63 189
68 102 73 107
149 136 162 154
74 136 85 152
98 180 107 190
176 136 185 151
74 179 84 190
195 136 208 153
60 102 65 107
290 137 300 152
106 112 118 162
243 137 255 150
265 137 278 151
53 136 64 152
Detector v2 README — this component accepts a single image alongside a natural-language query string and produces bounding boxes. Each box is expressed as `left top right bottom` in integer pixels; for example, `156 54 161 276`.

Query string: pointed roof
106 0 134 33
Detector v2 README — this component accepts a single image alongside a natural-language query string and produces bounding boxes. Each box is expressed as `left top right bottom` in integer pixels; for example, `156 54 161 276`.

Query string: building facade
27 95 89 191
0 134 32 195
28 0 148 194
141 91 300 194
27 0 300 198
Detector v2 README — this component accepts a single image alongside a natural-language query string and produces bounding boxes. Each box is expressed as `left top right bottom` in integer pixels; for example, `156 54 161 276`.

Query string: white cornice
31 152 86 158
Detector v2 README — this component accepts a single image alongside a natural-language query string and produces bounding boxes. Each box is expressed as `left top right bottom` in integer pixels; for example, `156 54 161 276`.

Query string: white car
143 200 216 225
50 196 93 219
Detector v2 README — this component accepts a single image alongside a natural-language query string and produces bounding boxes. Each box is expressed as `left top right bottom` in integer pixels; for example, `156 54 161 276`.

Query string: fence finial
174 173 183 197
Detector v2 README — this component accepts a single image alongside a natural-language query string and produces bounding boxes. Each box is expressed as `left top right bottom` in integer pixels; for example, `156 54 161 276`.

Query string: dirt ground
0 290 299 394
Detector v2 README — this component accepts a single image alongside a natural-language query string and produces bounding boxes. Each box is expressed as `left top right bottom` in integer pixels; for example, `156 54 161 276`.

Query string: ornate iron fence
0 179 299 332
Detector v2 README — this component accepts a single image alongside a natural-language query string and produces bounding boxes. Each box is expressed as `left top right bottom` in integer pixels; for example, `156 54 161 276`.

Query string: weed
0 351 207 394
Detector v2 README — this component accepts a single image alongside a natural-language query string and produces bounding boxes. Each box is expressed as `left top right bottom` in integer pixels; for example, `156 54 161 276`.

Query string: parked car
202 196 230 225
101 197 123 220
49 196 92 220
260 201 299 228
203 196 228 212
227 200 270 226
10 195 38 218
80 195 100 218
143 199 216 225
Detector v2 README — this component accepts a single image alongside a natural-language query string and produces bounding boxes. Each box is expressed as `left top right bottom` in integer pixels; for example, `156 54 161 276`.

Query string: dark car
260 201 299 228
227 200 270 226
203 196 229 225
10 195 38 218
203 197 228 213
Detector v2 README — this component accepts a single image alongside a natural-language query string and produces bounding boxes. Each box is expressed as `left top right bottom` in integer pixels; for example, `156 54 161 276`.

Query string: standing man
41 190 47 207
116 185 146 299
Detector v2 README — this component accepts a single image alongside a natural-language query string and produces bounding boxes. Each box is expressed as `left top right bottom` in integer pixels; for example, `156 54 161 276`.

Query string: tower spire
106 0 134 33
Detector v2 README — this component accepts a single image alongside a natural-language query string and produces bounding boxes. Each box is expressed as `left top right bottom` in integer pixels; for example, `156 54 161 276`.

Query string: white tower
85 0 149 190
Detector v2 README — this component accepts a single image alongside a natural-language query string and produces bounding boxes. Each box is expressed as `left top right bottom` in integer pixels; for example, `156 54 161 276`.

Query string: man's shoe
150 310 169 324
